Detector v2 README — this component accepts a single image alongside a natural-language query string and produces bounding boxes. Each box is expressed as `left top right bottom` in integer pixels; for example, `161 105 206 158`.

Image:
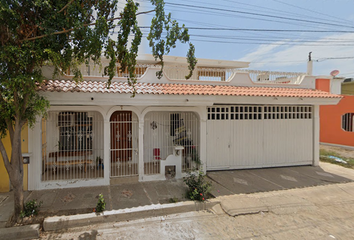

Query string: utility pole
307 51 313 75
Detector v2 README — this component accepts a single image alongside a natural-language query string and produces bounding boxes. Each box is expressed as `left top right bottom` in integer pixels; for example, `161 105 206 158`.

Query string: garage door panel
263 119 313 166
207 121 230 169
230 120 264 168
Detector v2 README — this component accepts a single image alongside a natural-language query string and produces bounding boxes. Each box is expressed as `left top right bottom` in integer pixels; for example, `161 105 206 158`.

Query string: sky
132 0 354 78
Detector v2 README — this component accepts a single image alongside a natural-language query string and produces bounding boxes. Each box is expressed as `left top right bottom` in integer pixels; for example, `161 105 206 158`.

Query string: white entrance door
206 105 313 170
206 107 231 168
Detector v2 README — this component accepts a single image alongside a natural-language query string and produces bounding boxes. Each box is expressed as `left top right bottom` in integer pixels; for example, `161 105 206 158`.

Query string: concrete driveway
207 163 353 197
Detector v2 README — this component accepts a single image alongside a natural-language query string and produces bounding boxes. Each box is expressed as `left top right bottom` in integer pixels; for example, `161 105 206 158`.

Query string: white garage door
206 105 313 170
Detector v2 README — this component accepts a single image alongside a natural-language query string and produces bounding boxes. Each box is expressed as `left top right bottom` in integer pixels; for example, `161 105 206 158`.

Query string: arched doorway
110 111 139 177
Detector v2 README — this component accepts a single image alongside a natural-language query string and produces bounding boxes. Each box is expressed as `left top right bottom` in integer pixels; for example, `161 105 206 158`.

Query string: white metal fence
240 69 306 84
163 66 236 81
71 63 149 78
42 111 104 181
144 111 200 175
110 111 139 177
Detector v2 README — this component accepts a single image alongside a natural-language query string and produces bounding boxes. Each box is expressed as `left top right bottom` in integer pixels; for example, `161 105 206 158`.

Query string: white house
27 55 341 190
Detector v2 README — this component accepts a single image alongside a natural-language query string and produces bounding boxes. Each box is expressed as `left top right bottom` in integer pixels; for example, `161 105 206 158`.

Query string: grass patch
320 149 354 169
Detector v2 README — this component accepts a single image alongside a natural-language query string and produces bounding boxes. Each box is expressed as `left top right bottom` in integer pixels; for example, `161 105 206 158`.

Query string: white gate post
138 119 144 181
28 115 42 190
199 107 207 175
103 118 110 184
313 105 320 166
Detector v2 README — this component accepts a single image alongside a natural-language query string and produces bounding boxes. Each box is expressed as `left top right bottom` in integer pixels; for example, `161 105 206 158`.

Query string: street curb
0 224 40 240
43 199 220 231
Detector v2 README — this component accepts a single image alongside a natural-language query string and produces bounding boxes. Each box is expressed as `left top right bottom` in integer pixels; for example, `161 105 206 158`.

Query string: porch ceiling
38 80 341 99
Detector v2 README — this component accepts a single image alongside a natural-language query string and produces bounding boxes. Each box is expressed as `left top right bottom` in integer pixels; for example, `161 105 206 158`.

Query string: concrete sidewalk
0 179 188 229
43 182 354 240
0 162 353 238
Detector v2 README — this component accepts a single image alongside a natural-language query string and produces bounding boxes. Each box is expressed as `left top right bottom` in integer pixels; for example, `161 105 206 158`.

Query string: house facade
319 77 354 147
22 55 341 191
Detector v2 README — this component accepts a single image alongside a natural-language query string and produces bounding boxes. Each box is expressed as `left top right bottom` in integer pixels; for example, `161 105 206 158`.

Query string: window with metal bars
342 113 354 132
58 112 93 151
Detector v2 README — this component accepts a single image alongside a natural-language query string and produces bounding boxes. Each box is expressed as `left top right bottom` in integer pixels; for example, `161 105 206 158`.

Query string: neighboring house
319 77 354 147
0 128 29 192
3 54 340 191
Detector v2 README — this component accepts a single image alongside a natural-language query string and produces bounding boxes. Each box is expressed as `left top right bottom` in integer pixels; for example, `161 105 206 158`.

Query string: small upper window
342 113 354 132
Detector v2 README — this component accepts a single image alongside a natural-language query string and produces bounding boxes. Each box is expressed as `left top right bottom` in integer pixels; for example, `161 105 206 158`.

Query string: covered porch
29 106 203 190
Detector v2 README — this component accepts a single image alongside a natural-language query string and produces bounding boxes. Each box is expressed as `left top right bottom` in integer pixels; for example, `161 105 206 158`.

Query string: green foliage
20 199 43 218
96 194 106 213
147 0 197 79
0 0 195 218
0 0 196 138
183 170 212 202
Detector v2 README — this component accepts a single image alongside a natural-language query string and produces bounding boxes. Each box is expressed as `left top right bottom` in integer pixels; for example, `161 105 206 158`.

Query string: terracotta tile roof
37 80 342 98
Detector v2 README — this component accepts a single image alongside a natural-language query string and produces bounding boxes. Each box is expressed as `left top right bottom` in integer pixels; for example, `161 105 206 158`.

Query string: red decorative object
153 148 161 160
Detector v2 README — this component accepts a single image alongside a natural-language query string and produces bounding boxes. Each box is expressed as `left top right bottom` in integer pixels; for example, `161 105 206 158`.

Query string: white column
138 119 144 181
199 107 208 175
103 118 110 184
313 105 320 166
307 61 313 75
28 116 42 190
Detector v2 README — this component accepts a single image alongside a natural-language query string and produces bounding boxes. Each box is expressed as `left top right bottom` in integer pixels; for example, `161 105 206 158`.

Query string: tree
0 0 196 222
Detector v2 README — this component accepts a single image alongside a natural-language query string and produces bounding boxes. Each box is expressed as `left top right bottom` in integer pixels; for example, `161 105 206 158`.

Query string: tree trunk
12 179 24 222
9 123 24 222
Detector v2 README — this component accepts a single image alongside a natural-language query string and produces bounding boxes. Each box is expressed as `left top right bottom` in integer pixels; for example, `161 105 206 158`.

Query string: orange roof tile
37 80 342 98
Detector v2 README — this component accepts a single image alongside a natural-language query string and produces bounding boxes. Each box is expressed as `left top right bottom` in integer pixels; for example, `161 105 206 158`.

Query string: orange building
318 77 354 147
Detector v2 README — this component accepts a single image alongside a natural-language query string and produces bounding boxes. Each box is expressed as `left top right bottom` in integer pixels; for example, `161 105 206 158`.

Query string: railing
240 69 306 84
67 62 306 85
163 66 236 81
68 63 151 78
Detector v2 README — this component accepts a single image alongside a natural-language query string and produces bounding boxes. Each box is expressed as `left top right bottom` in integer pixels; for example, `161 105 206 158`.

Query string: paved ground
26 179 189 215
41 182 354 240
0 162 352 229
208 164 352 197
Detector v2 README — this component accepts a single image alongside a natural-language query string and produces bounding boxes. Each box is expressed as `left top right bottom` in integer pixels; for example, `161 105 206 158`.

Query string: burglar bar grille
144 112 200 175
342 113 354 132
42 111 104 181
110 111 139 177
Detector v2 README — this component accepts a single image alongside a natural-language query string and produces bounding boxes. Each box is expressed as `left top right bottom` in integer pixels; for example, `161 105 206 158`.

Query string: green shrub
183 170 212 201
20 199 43 218
96 194 106 213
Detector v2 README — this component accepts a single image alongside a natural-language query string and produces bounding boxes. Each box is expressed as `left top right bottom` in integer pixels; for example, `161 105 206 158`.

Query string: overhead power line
271 0 352 26
316 57 354 62
139 26 354 33
164 2 354 29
